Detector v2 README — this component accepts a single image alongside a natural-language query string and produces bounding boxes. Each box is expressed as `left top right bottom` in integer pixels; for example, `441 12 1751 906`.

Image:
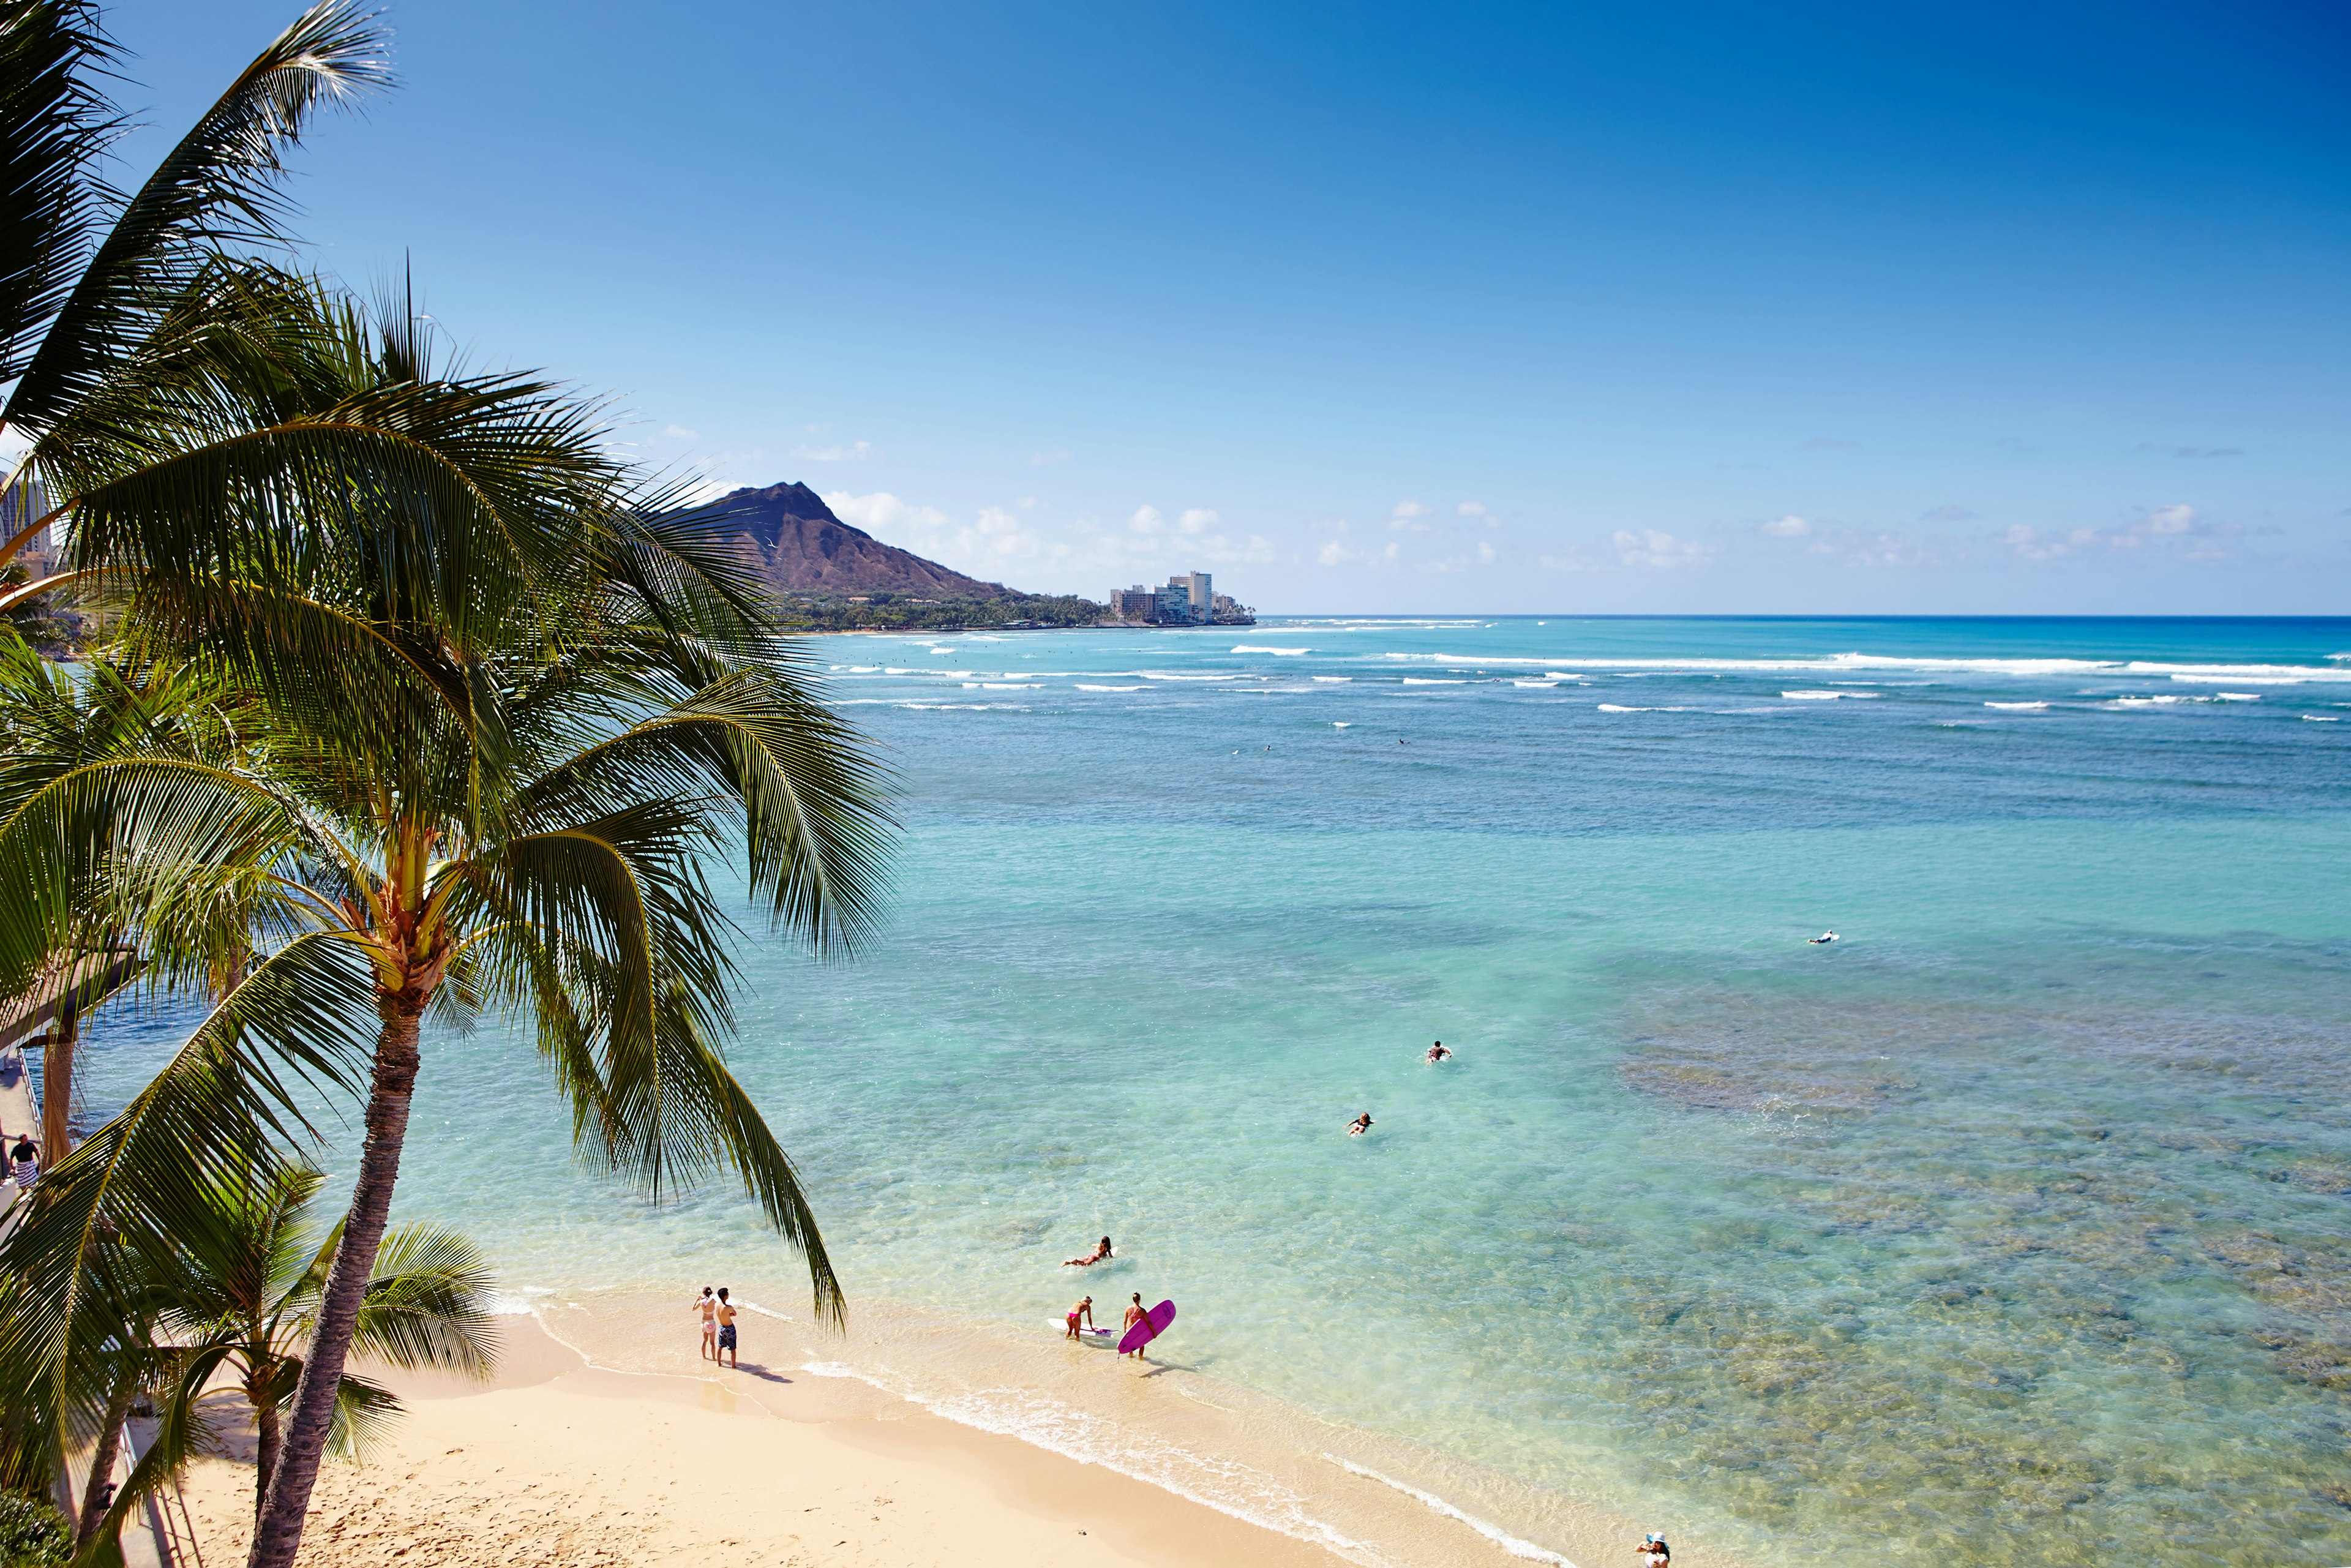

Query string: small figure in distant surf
1425 1041 1452 1063
1635 1532 1670 1566
1808 931 1839 945
1064 1235 1114 1267
1066 1295 1096 1339
1348 1112 1374 1137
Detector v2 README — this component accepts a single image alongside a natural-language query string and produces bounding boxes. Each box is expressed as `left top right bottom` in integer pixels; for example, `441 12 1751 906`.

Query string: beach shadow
735 1364 794 1386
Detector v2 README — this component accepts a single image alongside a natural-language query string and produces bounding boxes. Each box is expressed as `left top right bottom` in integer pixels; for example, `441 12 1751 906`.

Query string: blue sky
118 1 2350 613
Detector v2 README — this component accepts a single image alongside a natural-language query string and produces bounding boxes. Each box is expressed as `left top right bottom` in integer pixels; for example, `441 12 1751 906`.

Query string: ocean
74 616 2351 1565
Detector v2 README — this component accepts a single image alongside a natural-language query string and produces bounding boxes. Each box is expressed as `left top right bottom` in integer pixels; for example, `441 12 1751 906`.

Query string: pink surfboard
1117 1299 1176 1356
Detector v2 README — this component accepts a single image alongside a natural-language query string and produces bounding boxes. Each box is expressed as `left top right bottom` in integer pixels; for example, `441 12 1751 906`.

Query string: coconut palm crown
0 271 894 1568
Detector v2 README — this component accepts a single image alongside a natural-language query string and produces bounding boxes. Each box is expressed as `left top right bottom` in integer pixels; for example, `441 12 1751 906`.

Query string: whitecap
1332 721 1352 728
1322 1456 1576 1567
1513 680 1560 688
2304 715 2341 722
1597 704 1649 713
1311 676 1352 683
1074 684 1145 692
2171 673 2298 686
1782 690 1875 700
1232 645 1311 655
2213 692 2262 702
1984 701 2049 711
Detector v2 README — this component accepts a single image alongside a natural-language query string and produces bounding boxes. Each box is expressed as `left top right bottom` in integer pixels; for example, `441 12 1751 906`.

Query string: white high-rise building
1169 571 1212 623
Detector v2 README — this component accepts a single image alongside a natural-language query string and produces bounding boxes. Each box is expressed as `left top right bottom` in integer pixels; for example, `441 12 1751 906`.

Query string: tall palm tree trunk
245 1005 423 1568
75 1366 133 1548
39 1010 74 1158
250 1383 280 1520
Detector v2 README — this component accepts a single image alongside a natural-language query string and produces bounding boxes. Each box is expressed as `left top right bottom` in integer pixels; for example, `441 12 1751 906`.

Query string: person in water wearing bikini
1348 1112 1373 1136
1063 1235 1114 1267
692 1286 718 1361
1635 1531 1670 1566
1065 1296 1096 1338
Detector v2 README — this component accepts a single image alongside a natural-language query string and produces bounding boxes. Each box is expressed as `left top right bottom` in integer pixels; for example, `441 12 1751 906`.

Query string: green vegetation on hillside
773 591 1108 631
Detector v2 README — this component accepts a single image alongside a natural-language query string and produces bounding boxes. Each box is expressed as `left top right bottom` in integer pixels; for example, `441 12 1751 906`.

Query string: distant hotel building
1109 571 1253 626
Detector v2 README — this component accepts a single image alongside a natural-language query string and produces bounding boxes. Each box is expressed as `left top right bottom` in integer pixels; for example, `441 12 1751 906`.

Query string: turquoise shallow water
70 617 2351 1564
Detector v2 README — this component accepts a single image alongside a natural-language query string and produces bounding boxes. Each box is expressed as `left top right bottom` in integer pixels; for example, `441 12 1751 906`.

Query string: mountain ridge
680 481 1010 599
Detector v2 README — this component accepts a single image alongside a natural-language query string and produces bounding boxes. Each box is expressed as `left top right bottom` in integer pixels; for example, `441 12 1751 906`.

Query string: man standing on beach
693 1286 718 1361
715 1288 740 1370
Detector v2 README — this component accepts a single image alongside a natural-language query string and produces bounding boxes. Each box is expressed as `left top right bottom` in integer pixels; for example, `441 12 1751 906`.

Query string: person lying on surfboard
1425 1041 1452 1063
1348 1112 1374 1136
1063 1235 1114 1267
1066 1296 1096 1338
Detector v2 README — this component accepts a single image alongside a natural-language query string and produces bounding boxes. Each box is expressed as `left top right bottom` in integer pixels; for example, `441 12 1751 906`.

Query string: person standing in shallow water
1121 1293 1147 1357
1066 1296 1095 1339
692 1286 718 1361
715 1288 740 1369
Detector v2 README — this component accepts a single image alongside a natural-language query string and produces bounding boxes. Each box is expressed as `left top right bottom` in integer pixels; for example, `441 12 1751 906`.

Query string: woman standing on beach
1121 1293 1147 1357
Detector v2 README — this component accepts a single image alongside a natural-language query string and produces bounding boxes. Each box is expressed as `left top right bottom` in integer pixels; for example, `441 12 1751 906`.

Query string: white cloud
1318 541 1354 566
827 490 950 535
790 440 873 462
1457 501 1487 517
1760 514 1810 538
2145 503 2197 535
1613 529 1716 569
661 424 701 441
1129 505 1164 535
1392 499 1427 519
1179 508 1217 536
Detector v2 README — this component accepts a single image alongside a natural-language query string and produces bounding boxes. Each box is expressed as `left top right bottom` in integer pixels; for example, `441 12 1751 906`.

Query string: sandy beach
174 1312 1348 1568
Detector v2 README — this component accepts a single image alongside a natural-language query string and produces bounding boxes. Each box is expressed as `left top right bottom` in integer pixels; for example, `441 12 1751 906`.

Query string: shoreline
179 1310 1340 1568
302 1286 1741 1568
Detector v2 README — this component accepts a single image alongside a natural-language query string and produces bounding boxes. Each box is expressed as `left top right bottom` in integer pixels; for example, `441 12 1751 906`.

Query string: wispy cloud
1457 500 1487 517
1758 514 1810 538
2134 443 2244 459
1921 505 1975 522
1613 528 1715 569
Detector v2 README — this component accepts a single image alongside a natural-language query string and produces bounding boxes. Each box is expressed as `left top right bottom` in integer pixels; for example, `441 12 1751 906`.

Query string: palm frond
0 0 116 391
3 0 389 432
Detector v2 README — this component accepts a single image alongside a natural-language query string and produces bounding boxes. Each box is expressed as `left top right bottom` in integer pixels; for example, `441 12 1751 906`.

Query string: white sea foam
1985 702 2049 710
2304 715 2341 722
1312 676 1352 683
883 666 920 674
2172 674 2298 686
2213 692 2262 702
981 683 1043 689
1139 672 1243 682
1332 721 1352 727
1075 684 1145 692
846 665 881 673
1324 1457 1577 1566
1513 680 1560 688
1367 650 2351 681
1233 645 1311 655
1597 704 1648 713
1783 690 1875 700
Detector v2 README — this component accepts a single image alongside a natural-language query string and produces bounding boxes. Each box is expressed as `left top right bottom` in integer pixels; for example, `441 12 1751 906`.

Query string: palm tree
0 0 389 1161
83 1161 495 1548
0 274 894 1568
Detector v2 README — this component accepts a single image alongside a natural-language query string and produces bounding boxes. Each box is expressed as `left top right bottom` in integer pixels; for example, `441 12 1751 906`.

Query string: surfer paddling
1066 1296 1096 1339
1063 1235 1114 1267
1808 931 1839 945
1425 1041 1452 1063
1348 1112 1374 1136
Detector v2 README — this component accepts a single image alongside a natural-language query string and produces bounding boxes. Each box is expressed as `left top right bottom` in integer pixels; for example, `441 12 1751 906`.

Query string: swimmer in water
1063 1236 1114 1267
1348 1112 1373 1136
1425 1041 1452 1063
1809 931 1839 945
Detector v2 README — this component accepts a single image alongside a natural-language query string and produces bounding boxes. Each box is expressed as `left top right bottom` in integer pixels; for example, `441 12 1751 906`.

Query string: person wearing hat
1635 1532 1670 1566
